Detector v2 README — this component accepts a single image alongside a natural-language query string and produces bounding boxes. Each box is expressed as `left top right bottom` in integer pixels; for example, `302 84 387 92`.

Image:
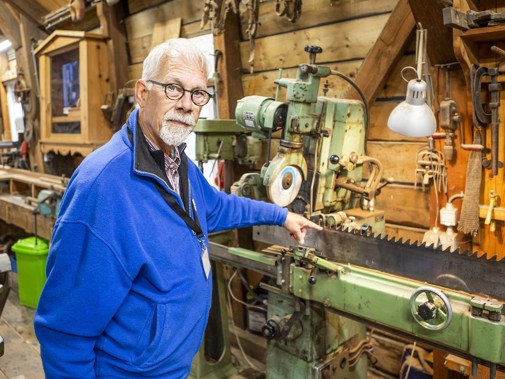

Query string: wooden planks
125 2 208 77
239 14 390 73
377 184 431 228
124 0 203 40
368 101 422 142
367 141 426 184
150 18 182 48
240 0 397 40
127 0 166 15
0 197 54 240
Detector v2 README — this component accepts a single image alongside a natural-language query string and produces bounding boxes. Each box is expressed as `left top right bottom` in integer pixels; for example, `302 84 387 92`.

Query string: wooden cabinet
34 30 113 157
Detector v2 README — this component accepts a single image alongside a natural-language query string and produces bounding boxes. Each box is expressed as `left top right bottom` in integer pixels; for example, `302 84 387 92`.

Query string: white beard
159 112 196 146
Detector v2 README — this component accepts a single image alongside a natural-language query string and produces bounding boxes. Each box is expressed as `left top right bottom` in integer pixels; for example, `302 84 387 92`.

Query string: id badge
201 240 211 279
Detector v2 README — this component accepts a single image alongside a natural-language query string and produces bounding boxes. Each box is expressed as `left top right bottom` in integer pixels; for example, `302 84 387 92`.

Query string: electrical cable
403 341 417 378
227 269 267 312
309 130 319 216
236 268 267 305
225 272 260 371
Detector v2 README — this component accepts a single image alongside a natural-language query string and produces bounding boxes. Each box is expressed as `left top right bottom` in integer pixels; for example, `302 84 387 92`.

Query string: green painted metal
194 119 263 165
227 247 278 267
194 119 244 133
320 99 366 213
289 263 505 364
265 291 367 379
235 95 287 137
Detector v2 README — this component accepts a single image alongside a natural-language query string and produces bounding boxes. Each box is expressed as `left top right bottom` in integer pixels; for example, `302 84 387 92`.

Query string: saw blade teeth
405 238 416 246
420 241 430 249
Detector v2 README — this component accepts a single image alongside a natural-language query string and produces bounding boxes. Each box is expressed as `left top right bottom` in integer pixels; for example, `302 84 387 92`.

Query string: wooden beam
0 2 22 49
408 0 457 65
214 14 247 330
214 14 244 119
18 15 47 101
18 14 47 172
2 0 48 27
96 2 129 90
350 0 416 105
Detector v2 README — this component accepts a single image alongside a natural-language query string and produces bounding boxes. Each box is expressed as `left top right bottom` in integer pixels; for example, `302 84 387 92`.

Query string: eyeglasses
147 80 212 106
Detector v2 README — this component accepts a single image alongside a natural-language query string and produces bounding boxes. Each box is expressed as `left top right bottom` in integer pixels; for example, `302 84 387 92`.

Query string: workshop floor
0 274 389 379
0 273 43 379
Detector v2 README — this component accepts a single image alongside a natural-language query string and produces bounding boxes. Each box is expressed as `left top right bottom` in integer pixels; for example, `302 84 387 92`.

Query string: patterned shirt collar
144 136 181 194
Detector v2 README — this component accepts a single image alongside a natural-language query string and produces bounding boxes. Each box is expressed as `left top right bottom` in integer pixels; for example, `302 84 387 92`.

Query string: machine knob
305 45 323 54
329 155 340 165
418 301 437 320
262 319 280 340
304 45 323 64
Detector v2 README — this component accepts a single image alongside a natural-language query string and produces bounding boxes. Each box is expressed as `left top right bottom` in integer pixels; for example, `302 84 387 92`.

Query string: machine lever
308 266 318 284
485 190 498 232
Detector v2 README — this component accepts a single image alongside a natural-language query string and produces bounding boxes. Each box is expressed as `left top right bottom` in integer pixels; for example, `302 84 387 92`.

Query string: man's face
136 56 207 149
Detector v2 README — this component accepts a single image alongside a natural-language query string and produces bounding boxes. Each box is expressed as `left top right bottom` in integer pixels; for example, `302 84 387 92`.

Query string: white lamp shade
387 79 436 137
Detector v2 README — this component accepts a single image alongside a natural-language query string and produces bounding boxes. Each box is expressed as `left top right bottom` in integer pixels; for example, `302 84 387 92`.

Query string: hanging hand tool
470 64 503 176
436 63 460 161
487 67 502 177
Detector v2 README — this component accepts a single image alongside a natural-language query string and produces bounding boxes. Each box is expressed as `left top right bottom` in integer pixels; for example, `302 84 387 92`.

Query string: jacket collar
126 109 187 180
126 109 191 211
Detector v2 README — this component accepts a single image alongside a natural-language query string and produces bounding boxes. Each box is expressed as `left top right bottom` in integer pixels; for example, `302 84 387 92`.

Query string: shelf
461 25 505 42
52 115 81 123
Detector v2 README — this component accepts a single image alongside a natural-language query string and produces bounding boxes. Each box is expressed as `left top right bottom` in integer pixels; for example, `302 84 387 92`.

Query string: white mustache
163 112 196 127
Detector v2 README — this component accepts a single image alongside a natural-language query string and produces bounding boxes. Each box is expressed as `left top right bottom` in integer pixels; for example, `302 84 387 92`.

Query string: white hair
141 38 208 83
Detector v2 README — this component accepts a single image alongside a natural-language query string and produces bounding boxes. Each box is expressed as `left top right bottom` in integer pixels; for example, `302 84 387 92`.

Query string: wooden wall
124 0 211 81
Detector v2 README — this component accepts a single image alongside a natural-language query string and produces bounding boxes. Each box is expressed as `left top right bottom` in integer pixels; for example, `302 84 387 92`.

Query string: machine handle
409 286 453 331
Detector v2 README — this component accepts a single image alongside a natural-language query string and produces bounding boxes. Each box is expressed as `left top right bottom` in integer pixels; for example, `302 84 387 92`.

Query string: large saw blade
254 225 505 301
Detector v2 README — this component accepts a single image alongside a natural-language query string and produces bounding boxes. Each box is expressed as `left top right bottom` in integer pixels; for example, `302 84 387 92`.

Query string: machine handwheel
409 286 452 331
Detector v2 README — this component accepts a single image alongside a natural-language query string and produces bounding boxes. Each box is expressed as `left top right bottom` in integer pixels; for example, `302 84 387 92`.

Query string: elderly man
34 38 321 378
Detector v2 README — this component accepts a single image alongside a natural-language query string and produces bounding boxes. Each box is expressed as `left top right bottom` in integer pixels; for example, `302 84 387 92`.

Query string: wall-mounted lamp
387 79 436 137
387 25 436 138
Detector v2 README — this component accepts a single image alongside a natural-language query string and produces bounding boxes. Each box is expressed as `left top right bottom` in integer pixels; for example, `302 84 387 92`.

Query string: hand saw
252 225 505 301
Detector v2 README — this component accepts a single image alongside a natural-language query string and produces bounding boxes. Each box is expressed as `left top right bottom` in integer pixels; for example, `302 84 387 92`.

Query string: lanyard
153 181 204 239
126 119 204 240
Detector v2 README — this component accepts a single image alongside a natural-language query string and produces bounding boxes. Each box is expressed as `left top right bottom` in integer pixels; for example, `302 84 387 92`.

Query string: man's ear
135 80 148 107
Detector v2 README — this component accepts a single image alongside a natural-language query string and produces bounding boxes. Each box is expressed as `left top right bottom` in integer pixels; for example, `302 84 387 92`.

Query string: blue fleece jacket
34 109 287 378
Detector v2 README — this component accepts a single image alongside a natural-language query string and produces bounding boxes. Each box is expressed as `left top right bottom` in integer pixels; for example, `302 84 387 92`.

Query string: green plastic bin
11 236 49 308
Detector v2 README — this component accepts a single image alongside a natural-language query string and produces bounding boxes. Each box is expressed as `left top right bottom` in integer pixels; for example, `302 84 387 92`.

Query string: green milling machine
190 46 505 379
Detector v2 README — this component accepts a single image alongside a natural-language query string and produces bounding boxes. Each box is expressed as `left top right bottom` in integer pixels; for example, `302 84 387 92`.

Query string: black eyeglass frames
147 80 212 106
